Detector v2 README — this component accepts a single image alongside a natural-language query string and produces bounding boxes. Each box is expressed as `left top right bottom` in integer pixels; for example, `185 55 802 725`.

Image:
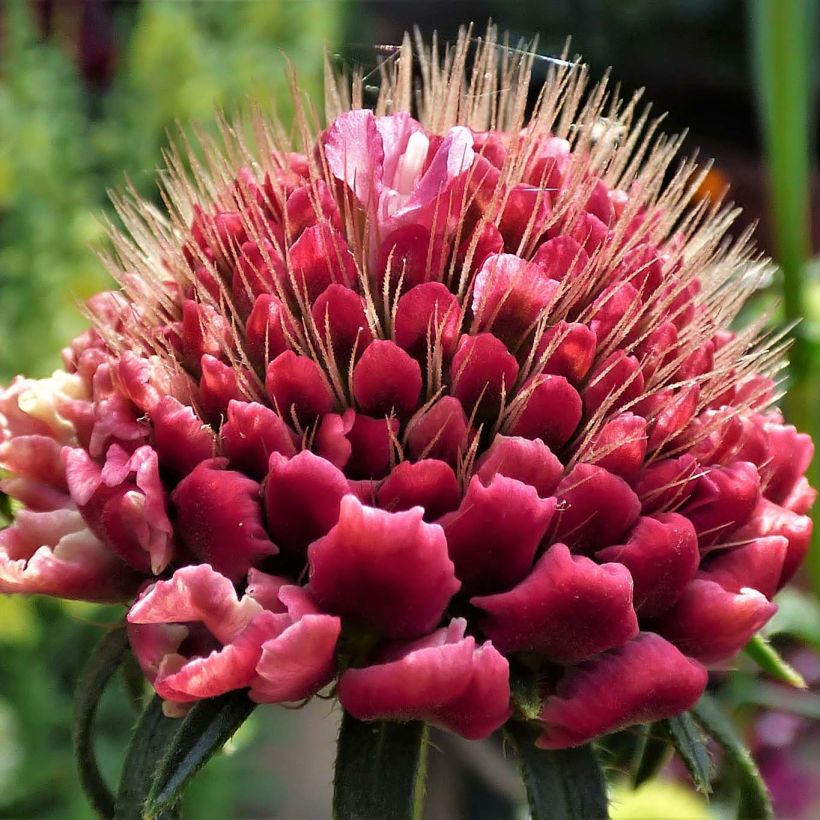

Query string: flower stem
333 713 428 820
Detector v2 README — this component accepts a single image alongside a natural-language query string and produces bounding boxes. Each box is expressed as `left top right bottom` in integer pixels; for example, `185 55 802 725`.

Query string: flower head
0 27 814 745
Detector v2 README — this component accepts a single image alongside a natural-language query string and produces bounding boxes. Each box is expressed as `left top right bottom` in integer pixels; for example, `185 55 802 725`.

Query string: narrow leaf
333 712 428 820
632 725 672 788
146 689 255 814
114 696 182 820
504 721 609 820
744 634 807 688
662 714 713 795
74 626 130 820
692 695 773 820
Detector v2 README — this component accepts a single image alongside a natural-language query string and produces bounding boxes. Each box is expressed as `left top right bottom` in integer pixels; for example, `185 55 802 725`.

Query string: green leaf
632 725 673 788
74 626 131 820
333 712 428 820
662 714 713 795
145 689 255 816
504 721 609 820
692 695 773 820
744 634 806 689
114 696 182 820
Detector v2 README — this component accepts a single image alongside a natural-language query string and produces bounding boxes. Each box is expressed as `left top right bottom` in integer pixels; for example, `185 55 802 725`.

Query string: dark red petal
394 282 461 360
615 243 664 298
683 461 761 547
232 239 286 315
508 374 582 449
733 499 813 589
649 579 777 664
345 414 400 480
171 459 277 581
473 543 637 663
451 333 519 418
568 212 609 255
589 281 641 345
645 384 700 452
455 222 504 279
180 300 229 372
535 321 597 383
406 396 470 466
439 475 555 594
475 434 563 498
222 400 298 480
198 355 243 424
288 224 357 302
314 410 354 470
551 464 641 553
377 459 461 520
337 618 511 740
264 451 348 556
378 224 444 292
596 513 699 617
583 352 644 417
308 495 460 639
635 455 700 514
352 340 422 417
245 294 290 369
584 412 647 482
760 422 814 507
537 633 707 749
284 178 341 240
265 351 335 423
531 236 589 282
701 536 788 600
150 396 216 481
311 284 373 367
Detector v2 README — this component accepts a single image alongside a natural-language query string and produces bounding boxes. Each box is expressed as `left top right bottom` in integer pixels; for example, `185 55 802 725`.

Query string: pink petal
250 613 341 703
377 459 461 520
596 513 699 617
634 454 701 514
308 495 459 639
551 464 641 554
377 225 444 292
473 543 638 663
352 340 422 417
345 414 400 480
531 236 589 282
760 422 814 507
264 451 348 556
538 633 707 748
198 355 243 424
475 435 562 498
128 563 262 644
0 508 138 601
323 109 384 207
472 253 559 346
171 459 277 582
338 618 511 740
649 579 777 664
439 474 555 594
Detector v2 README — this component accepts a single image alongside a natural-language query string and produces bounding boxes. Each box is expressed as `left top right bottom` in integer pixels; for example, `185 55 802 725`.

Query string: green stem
504 721 609 820
333 713 428 820
74 626 131 820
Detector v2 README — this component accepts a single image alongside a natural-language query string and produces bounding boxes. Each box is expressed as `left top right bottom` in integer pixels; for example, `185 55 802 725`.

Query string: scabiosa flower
0 28 815 757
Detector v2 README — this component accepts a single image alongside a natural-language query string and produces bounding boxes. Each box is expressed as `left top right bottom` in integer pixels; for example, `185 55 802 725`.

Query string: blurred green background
0 1 818 817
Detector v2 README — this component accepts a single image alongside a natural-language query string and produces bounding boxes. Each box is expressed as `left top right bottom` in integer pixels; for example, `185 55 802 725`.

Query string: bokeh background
1 1 819 817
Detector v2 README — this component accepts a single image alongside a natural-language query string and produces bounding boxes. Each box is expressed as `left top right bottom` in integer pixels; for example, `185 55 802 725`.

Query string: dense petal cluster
0 33 814 747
